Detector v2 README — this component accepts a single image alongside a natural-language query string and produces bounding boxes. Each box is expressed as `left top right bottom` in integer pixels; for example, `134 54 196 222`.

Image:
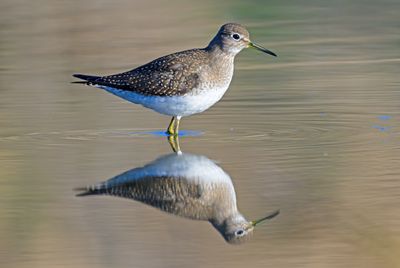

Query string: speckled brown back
85 49 211 97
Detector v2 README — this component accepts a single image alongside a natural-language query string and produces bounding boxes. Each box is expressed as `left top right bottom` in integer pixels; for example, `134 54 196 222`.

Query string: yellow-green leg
167 116 176 135
166 116 181 136
175 116 181 135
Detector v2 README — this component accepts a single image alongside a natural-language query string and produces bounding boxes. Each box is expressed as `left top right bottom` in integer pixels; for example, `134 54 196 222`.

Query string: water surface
1 0 400 267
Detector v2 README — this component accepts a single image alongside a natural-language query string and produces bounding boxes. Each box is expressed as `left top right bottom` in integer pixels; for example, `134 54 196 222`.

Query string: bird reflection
76 150 279 244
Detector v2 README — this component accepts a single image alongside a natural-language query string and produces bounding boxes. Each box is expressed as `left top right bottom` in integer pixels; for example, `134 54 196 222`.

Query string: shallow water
1 0 400 267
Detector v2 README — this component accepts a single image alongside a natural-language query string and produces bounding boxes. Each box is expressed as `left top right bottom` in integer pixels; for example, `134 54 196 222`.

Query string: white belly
99 85 229 117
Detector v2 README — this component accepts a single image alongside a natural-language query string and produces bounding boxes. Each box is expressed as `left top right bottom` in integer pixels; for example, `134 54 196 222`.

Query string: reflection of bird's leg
168 135 181 154
167 116 176 135
167 116 182 136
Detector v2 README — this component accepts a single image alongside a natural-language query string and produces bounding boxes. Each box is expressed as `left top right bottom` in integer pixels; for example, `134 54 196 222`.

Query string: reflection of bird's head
212 213 254 244
212 210 280 245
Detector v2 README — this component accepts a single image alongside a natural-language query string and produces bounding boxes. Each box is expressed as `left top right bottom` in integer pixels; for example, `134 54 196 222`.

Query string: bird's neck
205 42 237 60
205 45 235 78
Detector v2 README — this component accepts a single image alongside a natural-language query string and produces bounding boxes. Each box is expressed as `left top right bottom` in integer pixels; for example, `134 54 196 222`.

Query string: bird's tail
72 74 101 84
74 182 108 197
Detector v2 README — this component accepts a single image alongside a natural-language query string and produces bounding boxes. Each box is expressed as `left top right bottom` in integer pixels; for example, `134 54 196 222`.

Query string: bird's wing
76 176 203 214
73 49 208 96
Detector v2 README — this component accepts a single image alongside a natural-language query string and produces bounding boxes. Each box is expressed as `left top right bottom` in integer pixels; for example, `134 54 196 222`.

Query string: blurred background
1 0 399 267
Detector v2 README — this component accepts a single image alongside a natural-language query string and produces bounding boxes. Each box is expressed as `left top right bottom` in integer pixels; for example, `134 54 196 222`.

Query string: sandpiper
76 152 279 244
73 23 276 135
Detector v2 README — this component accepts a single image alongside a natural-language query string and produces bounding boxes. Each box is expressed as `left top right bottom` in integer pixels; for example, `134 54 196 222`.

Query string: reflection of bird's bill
248 42 277 57
249 209 280 228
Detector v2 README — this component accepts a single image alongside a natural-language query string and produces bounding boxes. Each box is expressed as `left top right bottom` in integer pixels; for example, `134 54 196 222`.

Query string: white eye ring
235 229 245 236
232 33 241 41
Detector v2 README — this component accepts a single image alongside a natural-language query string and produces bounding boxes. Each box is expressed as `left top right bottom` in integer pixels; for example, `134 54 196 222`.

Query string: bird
76 152 280 244
73 23 277 136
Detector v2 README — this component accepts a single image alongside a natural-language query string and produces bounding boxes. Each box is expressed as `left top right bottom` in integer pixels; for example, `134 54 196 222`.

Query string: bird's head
208 23 277 57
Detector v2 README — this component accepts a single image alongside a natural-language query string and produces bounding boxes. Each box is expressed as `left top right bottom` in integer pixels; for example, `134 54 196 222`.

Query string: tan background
1 0 399 267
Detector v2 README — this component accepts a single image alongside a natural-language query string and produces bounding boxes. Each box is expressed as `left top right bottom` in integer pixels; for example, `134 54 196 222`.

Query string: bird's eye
232 33 241 41
235 229 245 236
